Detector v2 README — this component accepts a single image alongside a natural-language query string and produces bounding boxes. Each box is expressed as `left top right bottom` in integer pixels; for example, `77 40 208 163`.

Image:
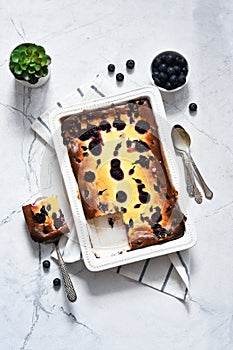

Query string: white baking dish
49 86 196 271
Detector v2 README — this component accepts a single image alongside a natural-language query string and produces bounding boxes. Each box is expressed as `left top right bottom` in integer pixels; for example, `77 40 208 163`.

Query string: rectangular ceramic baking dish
49 86 196 271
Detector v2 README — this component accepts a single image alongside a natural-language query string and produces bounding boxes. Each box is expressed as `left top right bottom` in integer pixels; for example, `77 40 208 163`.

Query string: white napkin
32 74 191 301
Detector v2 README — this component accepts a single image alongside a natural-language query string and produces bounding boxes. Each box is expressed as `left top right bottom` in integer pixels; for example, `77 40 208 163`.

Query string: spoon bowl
172 125 213 200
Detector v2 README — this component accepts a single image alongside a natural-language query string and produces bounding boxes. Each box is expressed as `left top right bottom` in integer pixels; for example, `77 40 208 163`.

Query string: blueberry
182 66 188 75
110 168 124 181
113 119 126 131
126 59 135 69
135 120 150 134
46 204 51 211
160 54 167 62
99 120 111 132
116 190 127 203
108 64 115 73
169 74 178 86
139 191 151 204
111 158 121 168
134 155 150 168
137 183 145 192
189 103 198 112
116 73 124 82
177 74 186 86
84 171 96 182
165 81 173 90
158 63 167 73
89 139 102 156
78 128 92 141
53 278 61 287
165 54 174 65
43 260 50 269
34 213 45 224
151 212 162 223
152 57 162 68
178 57 187 67
153 77 161 86
159 72 168 83
135 140 150 153
152 71 159 80
173 65 181 75
167 66 175 76
54 218 63 229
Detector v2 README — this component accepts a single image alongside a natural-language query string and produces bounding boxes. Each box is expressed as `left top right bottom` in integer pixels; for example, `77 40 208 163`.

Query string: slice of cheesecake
22 196 69 243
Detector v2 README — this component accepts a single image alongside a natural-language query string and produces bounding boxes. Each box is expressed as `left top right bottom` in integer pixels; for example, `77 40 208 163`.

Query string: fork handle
190 156 213 199
55 245 77 302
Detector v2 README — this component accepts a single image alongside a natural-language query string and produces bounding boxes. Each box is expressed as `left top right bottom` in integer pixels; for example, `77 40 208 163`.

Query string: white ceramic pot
16 68 51 88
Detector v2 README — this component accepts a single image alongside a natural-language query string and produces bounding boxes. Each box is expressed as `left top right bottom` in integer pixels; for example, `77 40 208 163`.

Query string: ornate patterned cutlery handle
182 152 203 204
55 245 77 302
190 156 213 199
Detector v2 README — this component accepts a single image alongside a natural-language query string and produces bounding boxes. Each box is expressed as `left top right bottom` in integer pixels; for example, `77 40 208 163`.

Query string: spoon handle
55 245 77 302
190 156 213 200
182 153 203 204
181 153 195 197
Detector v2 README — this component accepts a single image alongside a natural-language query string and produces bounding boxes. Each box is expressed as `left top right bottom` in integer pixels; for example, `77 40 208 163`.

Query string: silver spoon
171 125 203 204
172 125 213 200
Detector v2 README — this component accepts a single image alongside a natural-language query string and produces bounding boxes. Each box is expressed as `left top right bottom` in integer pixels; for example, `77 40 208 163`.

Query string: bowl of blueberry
150 50 190 92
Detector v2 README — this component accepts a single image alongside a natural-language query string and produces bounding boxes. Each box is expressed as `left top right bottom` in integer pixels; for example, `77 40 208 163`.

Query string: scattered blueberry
126 59 135 69
43 260 50 269
108 64 115 73
189 102 198 112
53 278 61 287
116 73 124 82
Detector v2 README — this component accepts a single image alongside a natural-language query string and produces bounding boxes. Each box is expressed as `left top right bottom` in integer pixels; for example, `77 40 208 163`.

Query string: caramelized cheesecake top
61 98 186 249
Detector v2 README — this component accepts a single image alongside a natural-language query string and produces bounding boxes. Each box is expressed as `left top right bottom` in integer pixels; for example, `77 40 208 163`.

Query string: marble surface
0 1 233 349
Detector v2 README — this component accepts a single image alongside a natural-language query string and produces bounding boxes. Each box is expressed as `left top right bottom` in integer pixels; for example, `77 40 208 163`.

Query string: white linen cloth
32 74 191 301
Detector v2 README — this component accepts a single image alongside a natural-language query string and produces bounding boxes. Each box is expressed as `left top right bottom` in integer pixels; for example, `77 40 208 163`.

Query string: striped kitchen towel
32 73 191 301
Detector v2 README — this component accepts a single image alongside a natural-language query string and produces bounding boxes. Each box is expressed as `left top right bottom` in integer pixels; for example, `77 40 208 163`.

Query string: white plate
49 86 196 271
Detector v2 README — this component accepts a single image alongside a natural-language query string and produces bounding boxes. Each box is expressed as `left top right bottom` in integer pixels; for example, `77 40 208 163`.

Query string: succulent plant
9 43 51 85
